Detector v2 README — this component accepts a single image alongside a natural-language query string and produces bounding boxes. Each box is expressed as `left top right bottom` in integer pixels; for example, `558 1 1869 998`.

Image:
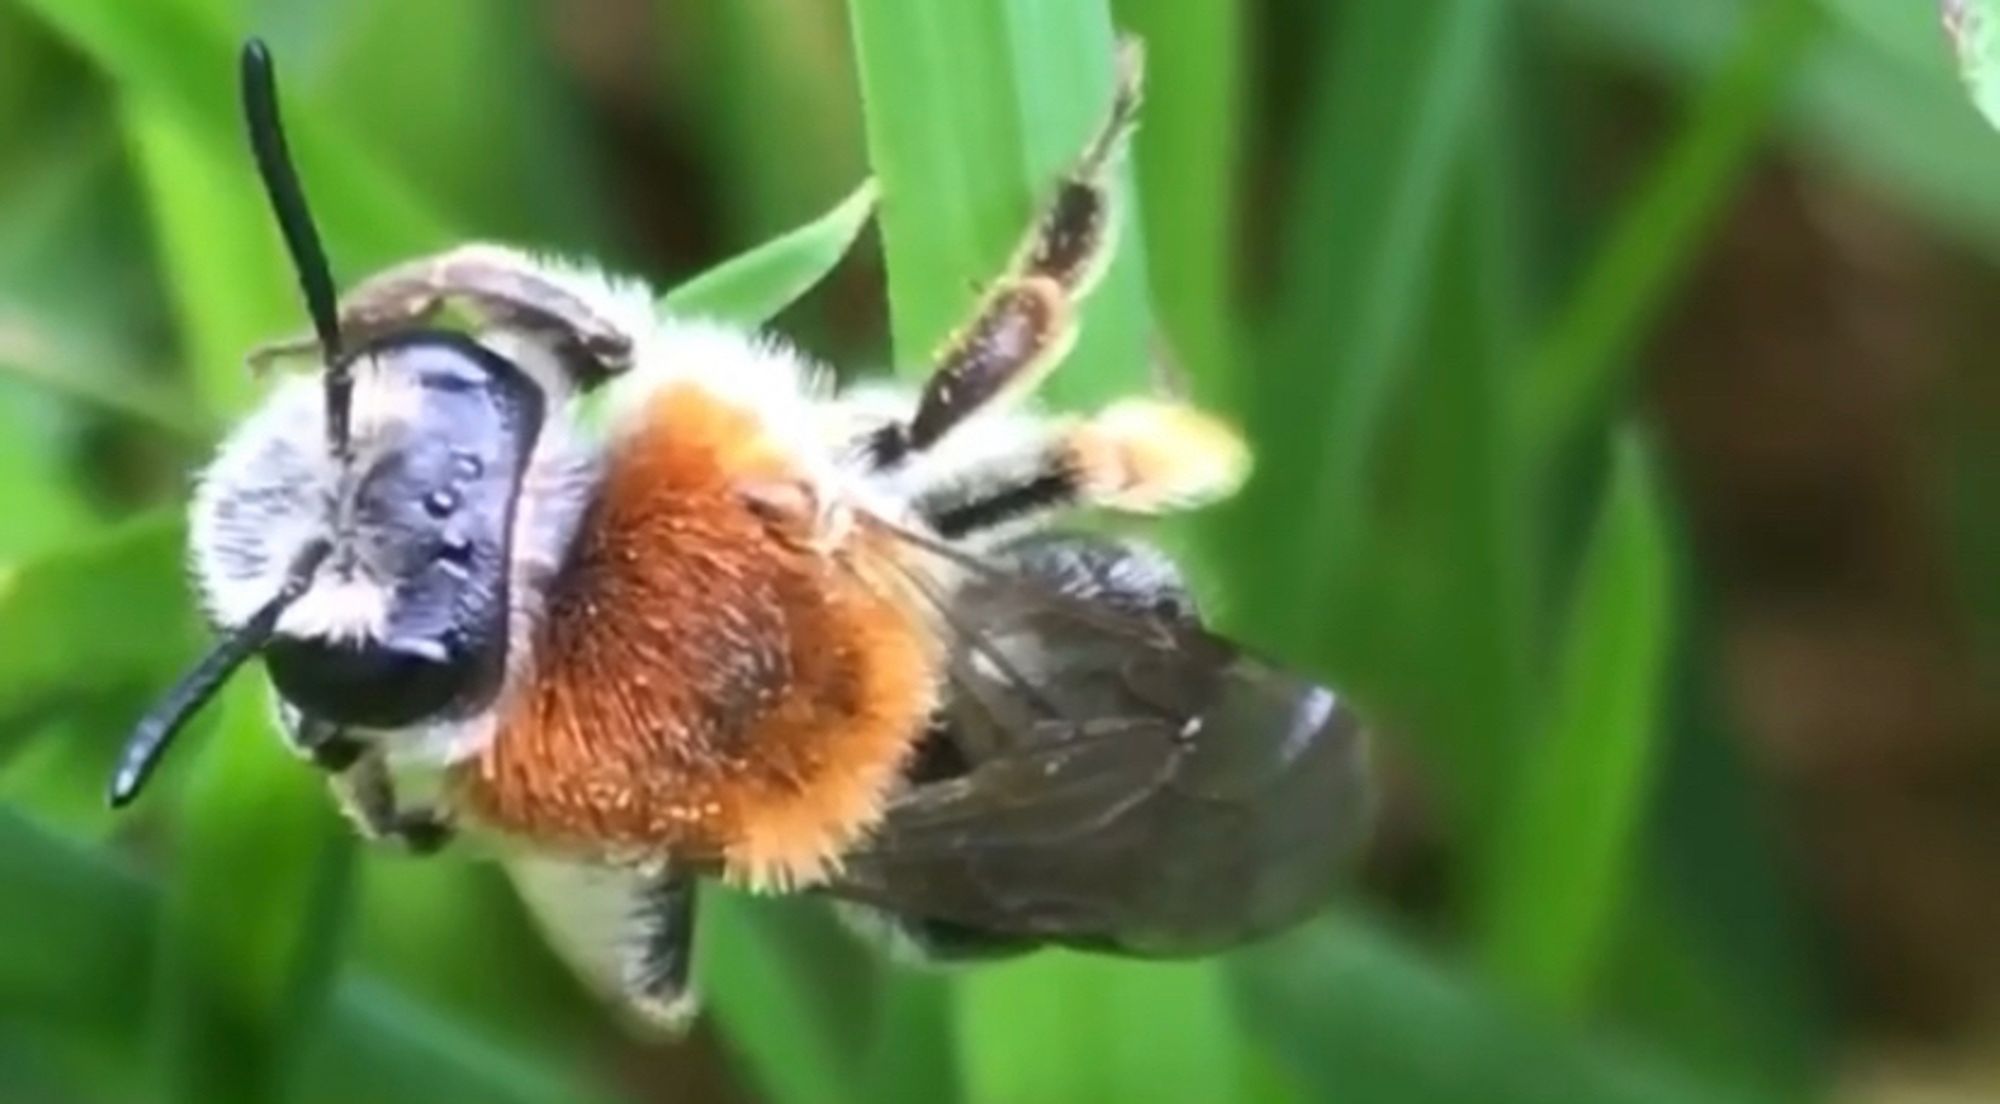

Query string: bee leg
914 399 1247 540
619 869 700 1033
866 42 1142 469
245 243 634 387
325 749 455 855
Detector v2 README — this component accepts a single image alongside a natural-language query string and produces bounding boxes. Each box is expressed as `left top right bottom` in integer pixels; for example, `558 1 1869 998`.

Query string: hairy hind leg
909 397 1248 543
866 39 1144 469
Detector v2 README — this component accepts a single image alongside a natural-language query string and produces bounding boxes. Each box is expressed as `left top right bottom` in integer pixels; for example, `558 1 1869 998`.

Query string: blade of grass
956 953 1276 1104
146 680 357 1104
1475 434 1675 1008
0 514 192 720
319 0 602 249
1611 607 1831 1097
0 320 214 443
307 975 624 1104
15 0 451 275
124 99 301 409
0 398 93 563
848 1 1021 370
699 894 868 1104
1107 0 1243 399
847 0 1149 404
1215 0 1504 670
1392 91 1537 844
1550 0 2000 259
1524 0 1822 459
670 4 867 244
860 970 960 1104
0 809 617 1104
662 179 879 325
1234 915 1770 1104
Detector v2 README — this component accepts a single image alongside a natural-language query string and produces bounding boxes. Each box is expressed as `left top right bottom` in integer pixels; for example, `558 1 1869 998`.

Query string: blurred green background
2 0 1998 1101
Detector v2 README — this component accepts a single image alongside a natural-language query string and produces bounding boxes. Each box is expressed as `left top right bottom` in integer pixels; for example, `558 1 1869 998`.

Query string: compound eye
264 637 475 729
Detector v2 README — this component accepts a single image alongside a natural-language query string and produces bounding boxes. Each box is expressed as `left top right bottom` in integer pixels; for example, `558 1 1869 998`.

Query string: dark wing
819 533 1375 959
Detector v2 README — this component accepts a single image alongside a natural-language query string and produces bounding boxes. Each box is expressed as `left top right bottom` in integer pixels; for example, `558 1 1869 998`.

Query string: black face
264 330 546 729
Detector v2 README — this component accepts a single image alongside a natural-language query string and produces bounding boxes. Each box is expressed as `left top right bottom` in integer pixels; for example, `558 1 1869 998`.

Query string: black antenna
240 39 352 457
107 541 330 808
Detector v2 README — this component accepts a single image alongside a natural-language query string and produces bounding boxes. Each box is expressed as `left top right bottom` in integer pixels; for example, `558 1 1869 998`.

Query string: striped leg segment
869 41 1144 469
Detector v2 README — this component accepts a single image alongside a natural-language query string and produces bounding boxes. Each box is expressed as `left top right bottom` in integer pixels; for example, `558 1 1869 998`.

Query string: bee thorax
456 382 938 891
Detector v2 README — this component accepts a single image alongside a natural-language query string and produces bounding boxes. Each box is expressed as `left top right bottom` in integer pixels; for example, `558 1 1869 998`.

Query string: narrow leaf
1476 435 1676 1007
700 893 867 1104
0 810 614 1104
847 0 1149 405
1108 0 1244 398
1235 917 1770 1104
1524 0 1822 456
957 954 1270 1104
0 514 192 720
662 179 879 326
15 0 451 276
1216 0 1504 660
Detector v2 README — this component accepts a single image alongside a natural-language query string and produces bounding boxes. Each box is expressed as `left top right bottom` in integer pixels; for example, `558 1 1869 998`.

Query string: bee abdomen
457 382 936 889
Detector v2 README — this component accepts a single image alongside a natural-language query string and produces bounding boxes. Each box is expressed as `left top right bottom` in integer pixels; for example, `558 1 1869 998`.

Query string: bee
108 37 1374 1028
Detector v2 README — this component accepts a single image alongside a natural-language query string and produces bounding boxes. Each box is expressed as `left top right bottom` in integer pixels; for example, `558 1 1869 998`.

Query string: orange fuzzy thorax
455 382 937 890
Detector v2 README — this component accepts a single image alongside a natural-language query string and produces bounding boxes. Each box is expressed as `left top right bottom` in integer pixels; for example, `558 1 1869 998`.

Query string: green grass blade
1394 113 1536 840
1547 0 2000 257
0 810 155 1036
14 0 451 274
699 895 867 1104
1107 0 1242 398
1216 0 1503 660
847 0 1148 404
0 325 213 442
0 515 191 720
149 708 356 1104
318 1 605 252
859 971 960 1104
123 98 299 410
848 1 1020 368
0 810 616 1104
1235 916 1769 1104
956 954 1274 1104
1475 435 1676 1008
662 179 879 325
308 976 623 1104
1524 0 1822 457
669 5 867 245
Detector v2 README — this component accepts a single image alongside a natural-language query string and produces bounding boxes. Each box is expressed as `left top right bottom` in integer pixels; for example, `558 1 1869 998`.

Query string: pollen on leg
1065 398 1252 513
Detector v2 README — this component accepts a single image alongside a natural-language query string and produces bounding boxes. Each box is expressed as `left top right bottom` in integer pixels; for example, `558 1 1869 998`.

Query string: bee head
108 40 549 806
259 326 544 730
